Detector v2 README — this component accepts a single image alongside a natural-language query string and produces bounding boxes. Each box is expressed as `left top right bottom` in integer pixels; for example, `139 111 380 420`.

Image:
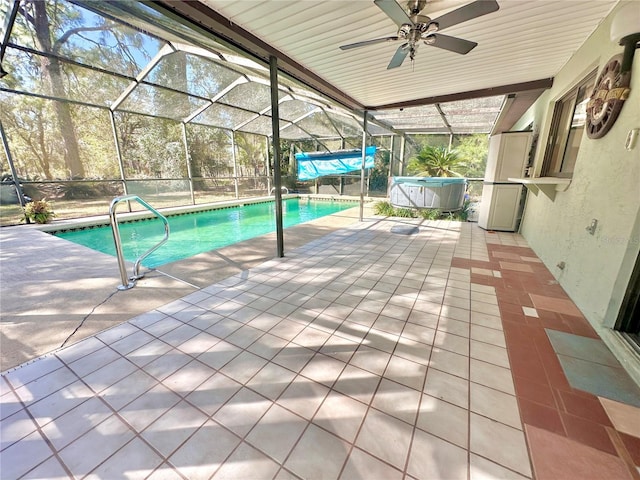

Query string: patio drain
390 225 419 235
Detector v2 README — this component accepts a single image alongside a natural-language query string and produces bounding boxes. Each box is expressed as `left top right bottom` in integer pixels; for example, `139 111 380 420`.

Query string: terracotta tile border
476 243 640 479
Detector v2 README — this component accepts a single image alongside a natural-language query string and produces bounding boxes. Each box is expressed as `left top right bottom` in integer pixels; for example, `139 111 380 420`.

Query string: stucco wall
512 1 640 331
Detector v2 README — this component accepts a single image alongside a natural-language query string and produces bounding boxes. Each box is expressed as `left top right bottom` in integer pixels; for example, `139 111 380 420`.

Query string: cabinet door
485 133 532 182
488 185 523 231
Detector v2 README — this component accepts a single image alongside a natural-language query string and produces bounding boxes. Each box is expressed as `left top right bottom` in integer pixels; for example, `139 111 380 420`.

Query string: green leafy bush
24 199 55 224
419 209 441 220
394 208 416 218
373 201 395 216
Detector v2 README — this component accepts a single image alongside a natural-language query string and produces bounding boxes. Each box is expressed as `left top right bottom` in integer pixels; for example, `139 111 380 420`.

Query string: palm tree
407 145 466 177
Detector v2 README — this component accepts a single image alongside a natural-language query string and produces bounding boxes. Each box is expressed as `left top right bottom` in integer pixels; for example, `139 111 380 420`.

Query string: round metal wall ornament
586 54 631 139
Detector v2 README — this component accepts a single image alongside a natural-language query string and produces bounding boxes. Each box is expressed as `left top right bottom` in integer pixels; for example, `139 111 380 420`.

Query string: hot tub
389 177 467 211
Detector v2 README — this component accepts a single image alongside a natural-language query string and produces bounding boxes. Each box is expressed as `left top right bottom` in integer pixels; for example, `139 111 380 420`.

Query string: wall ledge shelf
508 177 571 200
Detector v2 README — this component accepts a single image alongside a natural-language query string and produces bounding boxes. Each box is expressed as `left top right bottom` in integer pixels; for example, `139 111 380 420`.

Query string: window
541 71 596 177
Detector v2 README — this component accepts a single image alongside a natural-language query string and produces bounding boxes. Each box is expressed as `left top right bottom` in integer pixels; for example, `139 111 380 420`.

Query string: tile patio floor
1 218 639 479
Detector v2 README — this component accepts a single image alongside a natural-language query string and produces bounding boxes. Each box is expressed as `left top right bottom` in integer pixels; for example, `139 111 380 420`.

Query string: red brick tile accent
520 397 566 435
619 432 640 467
558 390 613 426
514 375 557 408
561 412 617 455
487 242 635 477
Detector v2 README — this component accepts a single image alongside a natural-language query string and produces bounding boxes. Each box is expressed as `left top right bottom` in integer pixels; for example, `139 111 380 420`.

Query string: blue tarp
295 146 377 181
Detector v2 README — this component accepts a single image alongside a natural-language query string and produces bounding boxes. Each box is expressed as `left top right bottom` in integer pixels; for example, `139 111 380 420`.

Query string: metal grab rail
109 195 170 290
270 186 289 195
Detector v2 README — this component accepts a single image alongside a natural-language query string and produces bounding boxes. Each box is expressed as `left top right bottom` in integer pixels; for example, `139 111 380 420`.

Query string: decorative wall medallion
586 54 631 139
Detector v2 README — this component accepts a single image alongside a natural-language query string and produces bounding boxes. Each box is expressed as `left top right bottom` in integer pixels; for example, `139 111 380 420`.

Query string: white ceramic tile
120 384 181 432
67 347 120 378
470 324 507 348
313 390 367 443
470 340 510 369
245 404 307 463
0 430 54 479
470 359 515 395
272 344 315 373
469 453 530 480
142 401 208 457
4 355 64 389
424 368 469 409
470 413 531 477
41 396 113 451
285 424 350 480
384 355 427 391
246 362 296 400
100 369 157 410
522 306 539 318
277 375 329 420
211 442 280 480
407 428 467 480
433 330 469 356
220 351 267 385
418 394 468 448
340 448 403 480
0 408 37 451
471 301 501 317
350 345 392 376
196 340 242 370
333 364 381 405
185 373 242 417
213 387 271 437
470 383 522 429
58 415 135 478
394 338 433 366
21 455 68 480
13 366 78 406
84 437 163 480
168 420 241 480
300 353 346 387
127 339 173 368
372 378 421 424
355 409 413 470
55 336 105 364
429 348 469 379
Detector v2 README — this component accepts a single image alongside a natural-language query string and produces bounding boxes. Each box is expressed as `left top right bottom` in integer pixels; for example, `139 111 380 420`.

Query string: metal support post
359 111 368 221
269 56 284 257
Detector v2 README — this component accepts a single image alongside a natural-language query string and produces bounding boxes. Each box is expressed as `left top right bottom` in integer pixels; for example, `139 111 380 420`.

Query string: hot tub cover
296 146 376 181
391 176 467 188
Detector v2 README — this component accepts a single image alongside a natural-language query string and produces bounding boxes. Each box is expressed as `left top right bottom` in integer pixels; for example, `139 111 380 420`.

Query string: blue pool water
55 198 357 268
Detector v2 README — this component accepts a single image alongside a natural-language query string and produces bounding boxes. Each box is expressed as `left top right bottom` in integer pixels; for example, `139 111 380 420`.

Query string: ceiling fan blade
432 0 499 31
387 44 409 69
374 0 413 27
427 34 477 54
340 36 399 50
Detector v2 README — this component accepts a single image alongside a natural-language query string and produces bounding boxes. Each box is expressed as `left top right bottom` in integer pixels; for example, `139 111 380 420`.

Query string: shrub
373 201 395 216
419 208 441 220
24 199 55 224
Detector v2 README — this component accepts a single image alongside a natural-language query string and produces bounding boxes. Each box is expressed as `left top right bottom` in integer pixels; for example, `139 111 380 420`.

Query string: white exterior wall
512 1 640 346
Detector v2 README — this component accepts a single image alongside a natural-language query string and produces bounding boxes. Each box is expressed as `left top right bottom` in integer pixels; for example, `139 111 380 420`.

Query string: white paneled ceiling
199 0 618 109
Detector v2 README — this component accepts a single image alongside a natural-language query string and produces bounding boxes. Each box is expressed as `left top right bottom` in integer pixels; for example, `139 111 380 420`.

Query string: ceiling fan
340 0 499 69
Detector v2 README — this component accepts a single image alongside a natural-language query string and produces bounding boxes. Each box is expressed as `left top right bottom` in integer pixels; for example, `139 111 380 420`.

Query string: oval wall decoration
586 54 631 139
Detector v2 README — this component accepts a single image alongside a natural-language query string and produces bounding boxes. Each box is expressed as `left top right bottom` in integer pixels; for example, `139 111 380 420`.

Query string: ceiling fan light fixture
398 24 412 38
342 0 499 69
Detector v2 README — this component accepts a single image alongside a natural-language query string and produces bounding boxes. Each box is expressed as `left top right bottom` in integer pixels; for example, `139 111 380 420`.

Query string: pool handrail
109 195 170 290
270 186 289 195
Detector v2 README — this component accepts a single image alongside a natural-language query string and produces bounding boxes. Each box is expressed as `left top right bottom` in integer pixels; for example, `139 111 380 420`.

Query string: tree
24 1 85 178
455 134 489 178
407 145 466 177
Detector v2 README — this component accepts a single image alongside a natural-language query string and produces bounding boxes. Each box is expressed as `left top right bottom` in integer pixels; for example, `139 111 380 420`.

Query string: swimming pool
54 198 357 268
